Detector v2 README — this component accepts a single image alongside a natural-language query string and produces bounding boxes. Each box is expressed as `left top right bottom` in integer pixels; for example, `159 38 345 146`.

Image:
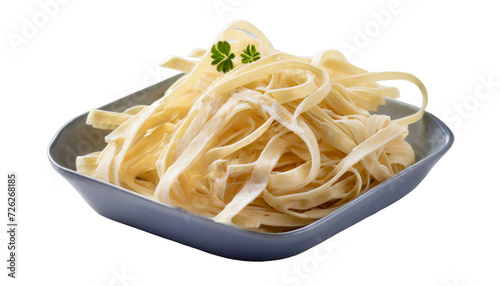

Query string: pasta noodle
76 20 427 232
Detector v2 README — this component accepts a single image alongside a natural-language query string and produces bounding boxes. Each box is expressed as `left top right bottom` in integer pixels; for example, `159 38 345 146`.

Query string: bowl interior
49 75 450 172
49 74 183 171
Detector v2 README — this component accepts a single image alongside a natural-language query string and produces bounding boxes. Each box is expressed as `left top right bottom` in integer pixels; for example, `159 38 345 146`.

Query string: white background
1 0 499 285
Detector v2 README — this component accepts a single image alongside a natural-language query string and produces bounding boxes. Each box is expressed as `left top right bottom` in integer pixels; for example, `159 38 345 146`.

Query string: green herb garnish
211 41 235 73
240 44 261 64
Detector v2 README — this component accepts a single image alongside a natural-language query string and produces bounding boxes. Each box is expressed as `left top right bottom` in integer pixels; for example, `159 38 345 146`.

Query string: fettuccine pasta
76 21 427 232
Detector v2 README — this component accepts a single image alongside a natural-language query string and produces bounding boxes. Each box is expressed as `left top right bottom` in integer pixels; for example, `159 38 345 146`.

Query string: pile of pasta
77 21 427 232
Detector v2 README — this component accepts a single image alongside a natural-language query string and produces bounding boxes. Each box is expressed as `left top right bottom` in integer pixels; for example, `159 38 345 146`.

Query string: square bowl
48 74 454 261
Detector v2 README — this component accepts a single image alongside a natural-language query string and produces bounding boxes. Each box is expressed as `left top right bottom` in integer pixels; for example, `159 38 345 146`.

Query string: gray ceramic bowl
48 74 454 261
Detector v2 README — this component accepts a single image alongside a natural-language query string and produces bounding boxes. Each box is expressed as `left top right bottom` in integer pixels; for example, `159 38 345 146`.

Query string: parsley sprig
211 41 235 73
240 44 261 64
210 42 261 73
